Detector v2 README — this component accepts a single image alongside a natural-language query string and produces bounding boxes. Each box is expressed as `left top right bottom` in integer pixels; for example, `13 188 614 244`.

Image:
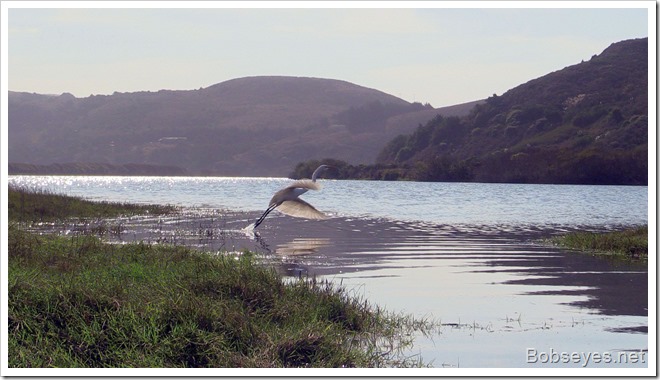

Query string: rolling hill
9 37 648 184
9 76 460 176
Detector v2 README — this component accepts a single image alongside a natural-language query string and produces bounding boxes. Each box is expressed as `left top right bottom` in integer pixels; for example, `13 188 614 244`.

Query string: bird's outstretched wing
276 198 327 220
287 179 322 191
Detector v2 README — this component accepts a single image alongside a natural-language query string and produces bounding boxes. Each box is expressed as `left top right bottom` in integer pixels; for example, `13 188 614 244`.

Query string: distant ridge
10 37 646 184
9 76 442 176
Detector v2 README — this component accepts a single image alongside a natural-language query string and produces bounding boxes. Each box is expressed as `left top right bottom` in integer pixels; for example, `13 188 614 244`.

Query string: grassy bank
551 226 648 263
8 188 429 368
8 186 176 222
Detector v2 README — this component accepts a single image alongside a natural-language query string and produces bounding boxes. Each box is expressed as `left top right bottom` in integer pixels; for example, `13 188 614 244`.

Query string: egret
253 165 333 228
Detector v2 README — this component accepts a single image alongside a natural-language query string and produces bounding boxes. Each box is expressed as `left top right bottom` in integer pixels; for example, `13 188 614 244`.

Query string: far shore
8 163 650 187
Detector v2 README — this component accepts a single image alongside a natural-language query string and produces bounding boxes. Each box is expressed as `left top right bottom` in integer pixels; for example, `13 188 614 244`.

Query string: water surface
8 175 649 368
10 175 647 227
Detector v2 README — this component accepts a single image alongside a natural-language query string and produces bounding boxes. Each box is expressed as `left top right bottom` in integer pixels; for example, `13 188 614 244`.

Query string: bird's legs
254 203 278 228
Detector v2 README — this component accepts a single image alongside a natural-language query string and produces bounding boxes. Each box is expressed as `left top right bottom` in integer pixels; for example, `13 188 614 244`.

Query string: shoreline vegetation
8 187 432 368
8 186 178 222
550 226 649 264
9 159 649 187
289 157 647 186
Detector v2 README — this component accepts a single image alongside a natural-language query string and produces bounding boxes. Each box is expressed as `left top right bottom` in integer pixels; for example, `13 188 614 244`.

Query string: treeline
290 159 404 181
290 157 471 182
9 162 189 176
291 146 647 185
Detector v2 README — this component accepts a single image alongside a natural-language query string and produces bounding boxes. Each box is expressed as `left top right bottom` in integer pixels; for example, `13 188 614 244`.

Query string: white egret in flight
253 165 333 228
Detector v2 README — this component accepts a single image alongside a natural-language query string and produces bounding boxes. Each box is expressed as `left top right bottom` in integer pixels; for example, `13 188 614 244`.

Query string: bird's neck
311 166 325 182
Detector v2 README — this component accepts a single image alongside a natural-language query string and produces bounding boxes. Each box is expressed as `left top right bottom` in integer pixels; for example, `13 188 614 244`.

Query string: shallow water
8 175 650 368
10 175 647 227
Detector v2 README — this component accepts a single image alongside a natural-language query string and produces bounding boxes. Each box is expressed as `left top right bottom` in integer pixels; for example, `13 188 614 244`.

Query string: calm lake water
8 175 650 370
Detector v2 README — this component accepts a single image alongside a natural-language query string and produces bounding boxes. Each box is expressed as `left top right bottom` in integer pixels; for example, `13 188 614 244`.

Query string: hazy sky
4 2 652 107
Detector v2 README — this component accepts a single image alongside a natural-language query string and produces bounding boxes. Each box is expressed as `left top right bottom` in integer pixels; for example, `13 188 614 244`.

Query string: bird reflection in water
275 238 332 277
242 224 332 277
276 238 331 257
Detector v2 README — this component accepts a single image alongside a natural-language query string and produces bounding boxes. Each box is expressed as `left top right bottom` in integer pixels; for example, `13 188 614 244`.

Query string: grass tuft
8 185 176 222
551 225 648 262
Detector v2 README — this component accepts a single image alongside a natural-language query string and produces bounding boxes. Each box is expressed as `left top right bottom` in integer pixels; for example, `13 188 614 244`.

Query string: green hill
371 38 648 185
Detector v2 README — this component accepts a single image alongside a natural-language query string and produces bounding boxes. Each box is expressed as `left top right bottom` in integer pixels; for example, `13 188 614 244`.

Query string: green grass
8 229 427 367
551 226 648 262
8 188 431 368
8 186 176 222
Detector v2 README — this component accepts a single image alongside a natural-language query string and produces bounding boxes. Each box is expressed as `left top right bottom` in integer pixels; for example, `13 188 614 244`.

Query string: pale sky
3 1 652 107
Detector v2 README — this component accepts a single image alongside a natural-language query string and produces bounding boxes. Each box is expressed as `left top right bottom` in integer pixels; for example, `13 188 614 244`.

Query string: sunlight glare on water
8 175 648 228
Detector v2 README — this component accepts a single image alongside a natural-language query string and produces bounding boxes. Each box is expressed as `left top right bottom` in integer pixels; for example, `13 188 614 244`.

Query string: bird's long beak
254 203 277 228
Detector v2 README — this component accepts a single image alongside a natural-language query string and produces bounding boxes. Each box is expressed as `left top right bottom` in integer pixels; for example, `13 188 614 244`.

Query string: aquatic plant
550 225 648 262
